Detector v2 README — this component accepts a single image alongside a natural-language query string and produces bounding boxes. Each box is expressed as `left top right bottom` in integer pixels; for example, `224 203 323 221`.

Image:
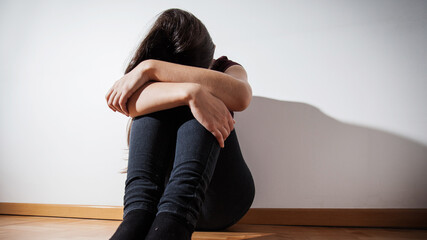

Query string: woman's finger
220 126 230 141
212 130 225 148
228 118 234 132
107 104 116 112
105 87 113 101
222 117 231 135
112 91 120 109
218 125 228 137
108 91 118 112
113 92 124 114
227 115 234 132
114 94 127 116
118 94 129 116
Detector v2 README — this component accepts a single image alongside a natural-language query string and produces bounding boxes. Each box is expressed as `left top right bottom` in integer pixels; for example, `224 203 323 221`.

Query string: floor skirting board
0 202 426 229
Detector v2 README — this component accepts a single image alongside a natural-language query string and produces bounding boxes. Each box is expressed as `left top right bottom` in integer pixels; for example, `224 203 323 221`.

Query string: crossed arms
105 59 251 147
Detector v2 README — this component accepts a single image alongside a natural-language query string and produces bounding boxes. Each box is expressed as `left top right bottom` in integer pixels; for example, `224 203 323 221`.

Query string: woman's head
125 8 215 74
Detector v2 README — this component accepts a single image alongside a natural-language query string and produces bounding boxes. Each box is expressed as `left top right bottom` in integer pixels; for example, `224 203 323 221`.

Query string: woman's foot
145 212 194 240
109 209 155 240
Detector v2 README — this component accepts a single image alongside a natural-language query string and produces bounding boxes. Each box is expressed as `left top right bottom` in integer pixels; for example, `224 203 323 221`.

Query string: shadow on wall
234 96 427 208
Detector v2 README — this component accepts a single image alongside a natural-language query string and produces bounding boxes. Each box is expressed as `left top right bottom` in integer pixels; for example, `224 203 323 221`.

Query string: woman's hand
187 84 235 148
105 62 151 116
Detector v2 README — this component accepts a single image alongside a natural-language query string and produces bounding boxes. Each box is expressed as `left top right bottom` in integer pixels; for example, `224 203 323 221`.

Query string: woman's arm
106 59 251 116
127 81 234 148
139 59 252 111
126 81 199 117
127 81 192 117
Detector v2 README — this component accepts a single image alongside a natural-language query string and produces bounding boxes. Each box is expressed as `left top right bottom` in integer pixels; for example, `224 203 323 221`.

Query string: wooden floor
1 215 426 240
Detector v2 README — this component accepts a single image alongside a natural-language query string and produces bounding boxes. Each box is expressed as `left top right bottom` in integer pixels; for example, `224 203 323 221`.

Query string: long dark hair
121 8 215 174
125 8 215 74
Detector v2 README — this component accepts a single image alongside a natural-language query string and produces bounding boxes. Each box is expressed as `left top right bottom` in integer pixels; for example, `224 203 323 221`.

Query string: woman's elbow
234 84 252 111
127 100 141 118
127 108 138 118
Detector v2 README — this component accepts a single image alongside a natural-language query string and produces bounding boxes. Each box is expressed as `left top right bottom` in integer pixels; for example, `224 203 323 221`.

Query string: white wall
1 0 426 208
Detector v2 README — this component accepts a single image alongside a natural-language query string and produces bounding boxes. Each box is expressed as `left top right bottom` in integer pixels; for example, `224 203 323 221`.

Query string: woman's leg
145 106 222 240
122 110 179 218
195 129 256 230
110 109 178 240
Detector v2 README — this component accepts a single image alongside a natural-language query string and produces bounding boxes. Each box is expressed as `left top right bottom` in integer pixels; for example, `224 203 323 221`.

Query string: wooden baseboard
0 202 122 220
0 202 426 229
240 208 427 229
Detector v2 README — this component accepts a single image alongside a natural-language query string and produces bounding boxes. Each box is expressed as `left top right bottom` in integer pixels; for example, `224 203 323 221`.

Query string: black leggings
123 106 255 230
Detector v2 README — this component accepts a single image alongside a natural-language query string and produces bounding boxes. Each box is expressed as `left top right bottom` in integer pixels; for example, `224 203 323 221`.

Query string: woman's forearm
136 59 251 111
126 81 198 118
126 80 235 147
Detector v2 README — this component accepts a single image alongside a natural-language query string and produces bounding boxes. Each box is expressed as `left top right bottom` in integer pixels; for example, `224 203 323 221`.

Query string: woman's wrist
184 83 202 106
135 59 155 84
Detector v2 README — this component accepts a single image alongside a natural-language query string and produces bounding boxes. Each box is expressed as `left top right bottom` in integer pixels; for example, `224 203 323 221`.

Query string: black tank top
210 56 241 72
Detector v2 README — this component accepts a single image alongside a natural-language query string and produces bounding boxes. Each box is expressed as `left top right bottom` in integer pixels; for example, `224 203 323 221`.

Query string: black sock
145 212 195 240
109 209 156 240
